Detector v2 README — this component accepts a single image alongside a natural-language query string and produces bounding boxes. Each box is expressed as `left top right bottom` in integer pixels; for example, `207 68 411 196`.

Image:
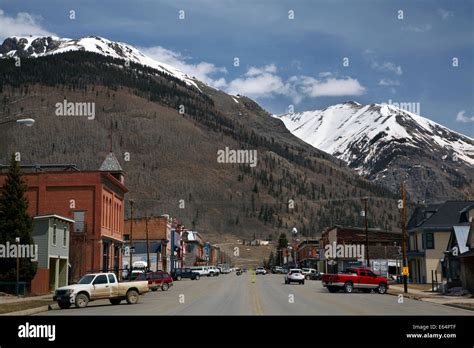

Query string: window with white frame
63 227 67 247
52 225 57 246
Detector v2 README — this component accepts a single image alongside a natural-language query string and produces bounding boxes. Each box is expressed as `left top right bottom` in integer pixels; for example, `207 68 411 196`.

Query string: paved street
40 274 473 316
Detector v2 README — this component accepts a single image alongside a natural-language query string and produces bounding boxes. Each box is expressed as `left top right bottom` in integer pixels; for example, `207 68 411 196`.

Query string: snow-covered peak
275 102 474 173
0 35 199 88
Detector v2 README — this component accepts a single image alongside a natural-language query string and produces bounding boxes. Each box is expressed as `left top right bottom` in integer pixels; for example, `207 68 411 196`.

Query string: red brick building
0 152 128 281
297 240 320 269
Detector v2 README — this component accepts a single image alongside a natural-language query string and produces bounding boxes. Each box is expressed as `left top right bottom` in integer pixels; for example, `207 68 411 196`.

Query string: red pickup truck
322 267 388 294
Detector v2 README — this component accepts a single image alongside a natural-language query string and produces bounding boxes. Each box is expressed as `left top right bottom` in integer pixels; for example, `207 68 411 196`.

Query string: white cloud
364 50 403 75
318 72 332 78
402 24 432 33
456 110 474 123
437 8 454 20
379 78 400 86
0 9 55 40
140 45 228 89
227 68 290 99
295 76 366 98
245 64 277 77
226 64 365 103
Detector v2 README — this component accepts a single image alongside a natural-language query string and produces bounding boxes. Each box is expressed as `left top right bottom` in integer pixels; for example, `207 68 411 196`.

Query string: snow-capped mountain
276 102 474 200
0 35 199 88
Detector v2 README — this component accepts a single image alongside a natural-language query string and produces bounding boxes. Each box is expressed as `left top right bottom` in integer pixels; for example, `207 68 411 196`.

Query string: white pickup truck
53 272 149 309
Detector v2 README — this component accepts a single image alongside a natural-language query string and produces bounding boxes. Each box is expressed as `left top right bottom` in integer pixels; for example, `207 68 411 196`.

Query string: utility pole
145 211 150 272
401 181 408 293
364 197 370 268
15 237 20 297
129 199 134 280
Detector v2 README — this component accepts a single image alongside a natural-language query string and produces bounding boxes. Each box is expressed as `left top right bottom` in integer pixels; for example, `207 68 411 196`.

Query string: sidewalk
0 293 55 315
388 284 474 311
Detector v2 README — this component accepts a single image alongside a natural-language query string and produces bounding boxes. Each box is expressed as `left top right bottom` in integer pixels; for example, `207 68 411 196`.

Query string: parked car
285 269 305 285
301 268 318 280
255 267 267 275
190 266 211 277
130 269 145 280
309 271 324 280
53 272 149 309
171 268 200 280
217 264 231 274
321 267 389 294
137 271 174 291
208 266 220 276
272 266 283 274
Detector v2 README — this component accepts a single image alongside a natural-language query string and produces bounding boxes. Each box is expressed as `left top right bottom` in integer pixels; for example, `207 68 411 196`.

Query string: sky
0 0 473 137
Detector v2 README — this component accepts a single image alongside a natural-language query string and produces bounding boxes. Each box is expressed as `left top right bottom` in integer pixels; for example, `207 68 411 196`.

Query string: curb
2 303 58 316
388 291 474 312
387 291 422 301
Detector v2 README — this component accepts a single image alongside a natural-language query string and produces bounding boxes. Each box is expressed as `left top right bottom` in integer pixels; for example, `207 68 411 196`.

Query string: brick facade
0 168 128 281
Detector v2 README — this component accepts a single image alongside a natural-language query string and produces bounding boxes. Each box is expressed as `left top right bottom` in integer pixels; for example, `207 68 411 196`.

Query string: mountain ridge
276 102 474 201
0 35 200 89
0 36 403 239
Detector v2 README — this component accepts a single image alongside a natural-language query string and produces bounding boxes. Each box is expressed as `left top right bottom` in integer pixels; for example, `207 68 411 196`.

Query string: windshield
78 275 95 284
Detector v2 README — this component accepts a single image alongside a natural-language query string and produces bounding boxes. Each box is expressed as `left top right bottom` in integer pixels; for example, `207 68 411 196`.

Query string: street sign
402 267 409 276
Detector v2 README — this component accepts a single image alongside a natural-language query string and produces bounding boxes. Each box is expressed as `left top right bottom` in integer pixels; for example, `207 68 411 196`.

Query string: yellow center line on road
248 273 264 315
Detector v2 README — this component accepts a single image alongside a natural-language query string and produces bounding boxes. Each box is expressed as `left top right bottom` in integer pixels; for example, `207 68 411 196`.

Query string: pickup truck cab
322 267 388 294
53 272 149 309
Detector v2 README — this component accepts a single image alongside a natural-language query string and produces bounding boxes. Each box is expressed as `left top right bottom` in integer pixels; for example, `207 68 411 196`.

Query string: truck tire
126 289 139 304
109 298 122 305
305 275 310 280
377 283 387 294
209 272 214 277
327 286 339 293
75 293 89 308
194 275 200 280
176 275 182 281
161 283 169 291
58 301 71 309
343 281 354 293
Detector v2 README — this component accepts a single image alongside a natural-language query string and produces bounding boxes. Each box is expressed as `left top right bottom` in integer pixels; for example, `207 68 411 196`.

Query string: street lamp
361 197 370 268
0 118 35 126
128 199 135 280
15 237 20 297
291 227 298 268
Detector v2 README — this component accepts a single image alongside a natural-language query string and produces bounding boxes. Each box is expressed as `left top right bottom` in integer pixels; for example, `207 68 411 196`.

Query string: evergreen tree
275 233 289 266
267 251 275 268
0 155 37 282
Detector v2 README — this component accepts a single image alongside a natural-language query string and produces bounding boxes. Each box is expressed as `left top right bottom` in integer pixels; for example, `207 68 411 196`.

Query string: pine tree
275 233 289 266
0 155 37 282
267 251 275 268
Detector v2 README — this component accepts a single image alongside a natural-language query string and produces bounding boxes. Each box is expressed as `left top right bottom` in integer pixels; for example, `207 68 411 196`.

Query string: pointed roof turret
99 152 123 172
